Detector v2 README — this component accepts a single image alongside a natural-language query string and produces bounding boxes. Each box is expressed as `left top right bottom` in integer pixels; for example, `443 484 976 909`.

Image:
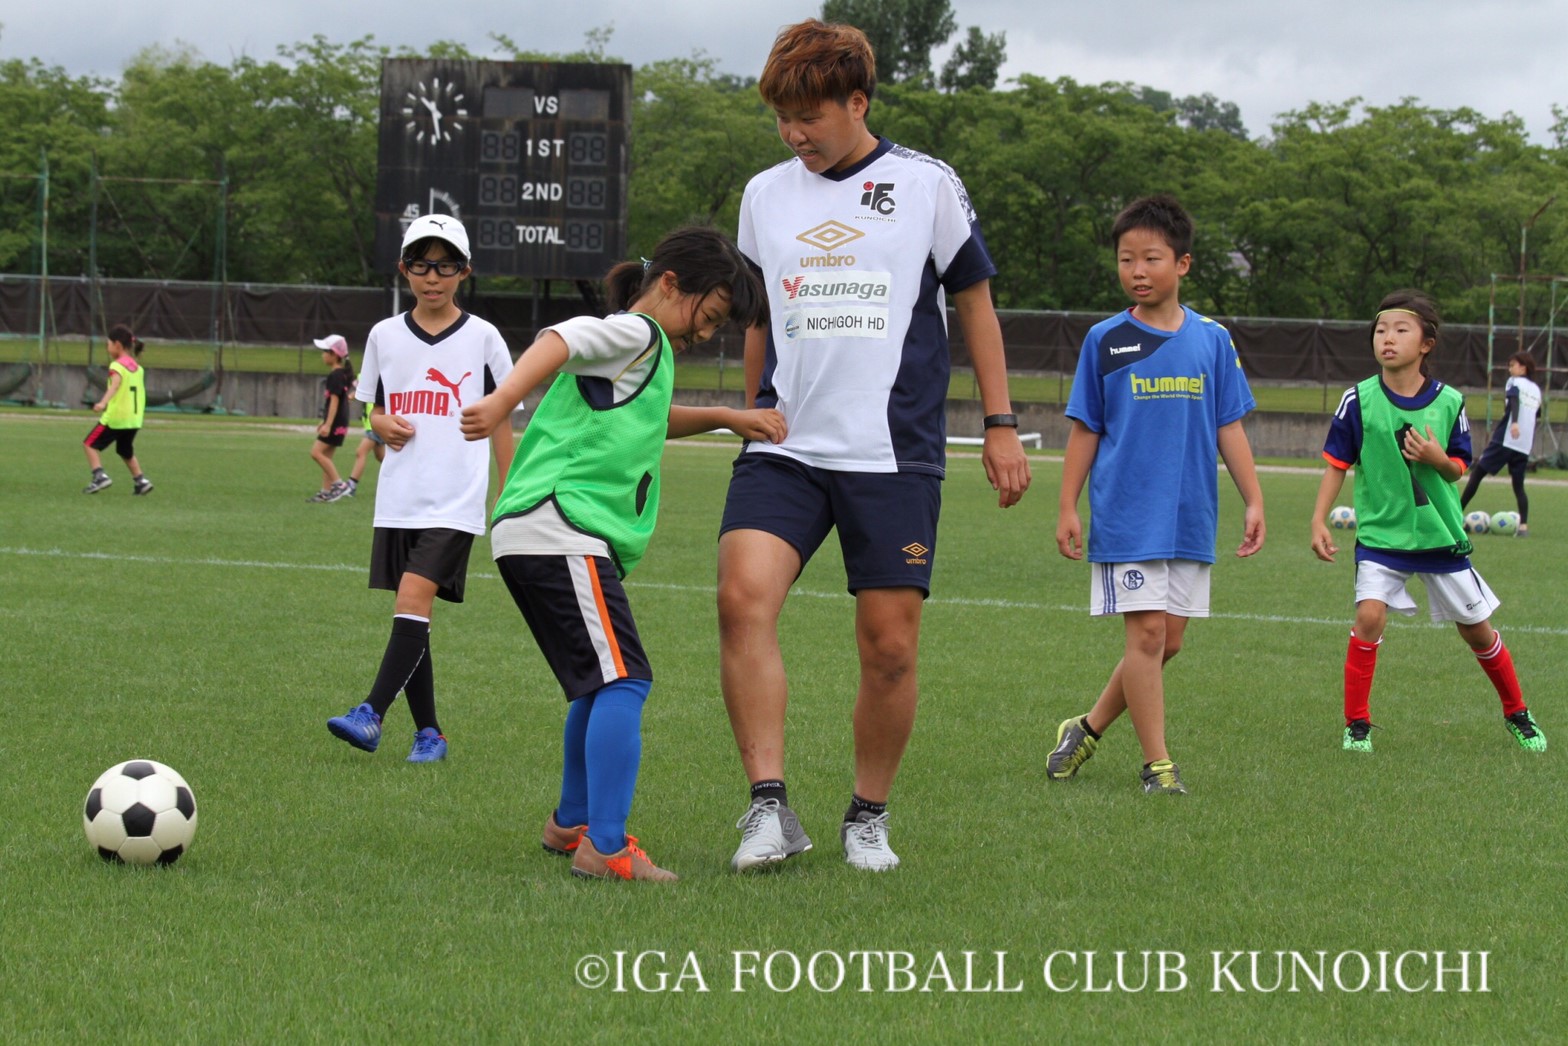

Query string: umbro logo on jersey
796 220 863 252
860 181 895 215
796 221 863 268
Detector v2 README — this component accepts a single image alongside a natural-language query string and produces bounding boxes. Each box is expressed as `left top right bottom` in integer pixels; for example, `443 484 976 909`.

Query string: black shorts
719 452 941 595
316 432 346 449
496 554 651 701
84 424 138 457
369 527 475 603
1473 442 1528 478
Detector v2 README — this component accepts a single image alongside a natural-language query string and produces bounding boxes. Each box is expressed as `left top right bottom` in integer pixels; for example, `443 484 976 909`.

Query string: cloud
3 0 1561 142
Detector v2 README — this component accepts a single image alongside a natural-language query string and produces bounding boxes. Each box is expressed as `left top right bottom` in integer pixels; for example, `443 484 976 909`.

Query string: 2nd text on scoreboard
374 59 631 281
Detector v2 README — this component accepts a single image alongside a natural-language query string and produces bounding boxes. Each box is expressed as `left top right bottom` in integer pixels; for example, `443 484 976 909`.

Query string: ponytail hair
1509 351 1537 379
108 323 141 356
604 226 768 331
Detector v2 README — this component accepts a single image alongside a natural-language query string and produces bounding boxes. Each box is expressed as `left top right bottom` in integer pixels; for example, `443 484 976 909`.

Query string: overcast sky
5 0 1564 143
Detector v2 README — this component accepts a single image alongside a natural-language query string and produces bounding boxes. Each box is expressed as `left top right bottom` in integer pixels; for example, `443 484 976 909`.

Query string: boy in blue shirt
1048 194 1266 794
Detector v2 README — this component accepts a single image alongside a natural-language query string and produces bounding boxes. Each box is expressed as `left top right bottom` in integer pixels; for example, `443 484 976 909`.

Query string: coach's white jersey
737 137 997 475
1502 375 1541 455
357 311 514 534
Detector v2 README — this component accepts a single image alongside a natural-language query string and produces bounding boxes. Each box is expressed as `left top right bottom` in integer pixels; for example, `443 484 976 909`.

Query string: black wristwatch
983 413 1019 430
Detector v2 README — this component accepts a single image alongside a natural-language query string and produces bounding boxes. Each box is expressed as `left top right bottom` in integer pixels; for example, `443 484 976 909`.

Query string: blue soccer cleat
327 703 382 752
407 727 448 763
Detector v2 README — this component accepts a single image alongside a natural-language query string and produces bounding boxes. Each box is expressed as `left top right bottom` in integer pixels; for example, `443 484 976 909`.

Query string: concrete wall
18 363 1391 460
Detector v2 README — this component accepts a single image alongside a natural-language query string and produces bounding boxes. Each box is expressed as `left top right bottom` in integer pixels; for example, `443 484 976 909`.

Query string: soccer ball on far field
83 760 198 866
1462 511 1491 535
1328 505 1357 529
1491 510 1520 536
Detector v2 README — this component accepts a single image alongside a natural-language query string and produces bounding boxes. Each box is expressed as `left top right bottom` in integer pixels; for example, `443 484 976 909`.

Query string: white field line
6 544 1567 636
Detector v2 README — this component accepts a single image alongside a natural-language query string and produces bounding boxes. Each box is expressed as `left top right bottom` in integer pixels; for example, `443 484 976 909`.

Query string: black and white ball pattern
82 760 198 865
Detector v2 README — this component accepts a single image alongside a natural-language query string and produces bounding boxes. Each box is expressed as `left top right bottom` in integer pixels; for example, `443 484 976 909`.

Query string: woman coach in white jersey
717 19 1031 874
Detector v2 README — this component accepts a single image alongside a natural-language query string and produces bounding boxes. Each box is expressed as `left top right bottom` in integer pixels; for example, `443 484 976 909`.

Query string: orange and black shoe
570 835 678 882
541 811 587 856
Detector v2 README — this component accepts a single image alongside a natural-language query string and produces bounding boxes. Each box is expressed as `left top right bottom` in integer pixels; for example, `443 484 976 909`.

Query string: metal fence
3 273 1564 394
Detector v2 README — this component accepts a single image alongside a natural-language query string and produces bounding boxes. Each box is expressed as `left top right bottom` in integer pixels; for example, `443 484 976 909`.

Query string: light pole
1518 196 1556 354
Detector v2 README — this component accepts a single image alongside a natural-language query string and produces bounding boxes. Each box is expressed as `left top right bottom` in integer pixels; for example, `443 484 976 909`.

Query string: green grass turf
3 411 1565 1040
7 336 1563 424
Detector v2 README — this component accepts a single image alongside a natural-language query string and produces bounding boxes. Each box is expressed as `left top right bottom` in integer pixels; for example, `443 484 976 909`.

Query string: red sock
1344 633 1380 724
1475 630 1525 716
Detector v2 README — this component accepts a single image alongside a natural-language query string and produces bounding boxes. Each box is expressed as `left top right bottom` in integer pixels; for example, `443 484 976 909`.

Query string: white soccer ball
1462 511 1491 535
83 760 198 866
1329 505 1357 529
1491 511 1520 536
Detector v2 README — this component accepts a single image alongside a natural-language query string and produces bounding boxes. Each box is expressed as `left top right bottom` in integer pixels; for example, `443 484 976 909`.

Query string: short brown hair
759 19 876 110
1112 194 1193 258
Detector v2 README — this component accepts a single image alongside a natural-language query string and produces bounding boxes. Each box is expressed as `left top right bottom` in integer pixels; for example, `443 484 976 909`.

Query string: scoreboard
374 60 631 280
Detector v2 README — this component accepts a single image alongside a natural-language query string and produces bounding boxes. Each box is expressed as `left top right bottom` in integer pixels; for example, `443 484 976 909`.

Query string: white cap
400 214 470 261
312 334 348 357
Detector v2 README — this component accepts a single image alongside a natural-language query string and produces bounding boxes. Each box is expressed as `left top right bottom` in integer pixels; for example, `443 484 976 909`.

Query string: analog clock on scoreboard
374 59 631 280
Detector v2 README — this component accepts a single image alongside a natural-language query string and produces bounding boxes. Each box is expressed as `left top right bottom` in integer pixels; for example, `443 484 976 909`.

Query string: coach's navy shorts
370 527 474 603
720 452 941 596
496 554 651 701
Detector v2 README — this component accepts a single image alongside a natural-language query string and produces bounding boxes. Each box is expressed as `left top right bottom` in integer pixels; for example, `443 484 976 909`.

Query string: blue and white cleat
407 727 448 763
327 702 382 752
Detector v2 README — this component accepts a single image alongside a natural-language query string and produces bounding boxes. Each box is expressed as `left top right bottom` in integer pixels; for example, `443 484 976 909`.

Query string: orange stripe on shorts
583 556 627 677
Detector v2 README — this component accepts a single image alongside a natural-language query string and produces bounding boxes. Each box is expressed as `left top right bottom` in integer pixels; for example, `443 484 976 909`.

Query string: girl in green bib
82 324 152 495
459 227 779 881
1310 289 1545 754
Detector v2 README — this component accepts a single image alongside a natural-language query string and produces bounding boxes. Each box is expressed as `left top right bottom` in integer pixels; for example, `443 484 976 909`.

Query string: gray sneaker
322 481 351 503
841 810 899 871
83 474 113 494
1140 759 1187 795
1046 715 1098 780
731 798 812 872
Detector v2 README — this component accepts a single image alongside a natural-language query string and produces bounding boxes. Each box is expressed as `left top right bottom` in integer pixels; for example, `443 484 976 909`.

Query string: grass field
4 409 1565 1041
7 335 1566 425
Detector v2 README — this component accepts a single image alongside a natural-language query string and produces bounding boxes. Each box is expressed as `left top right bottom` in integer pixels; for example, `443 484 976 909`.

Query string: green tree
1230 99 1557 322
939 27 1006 92
1118 84 1248 139
490 25 618 64
629 56 779 254
1177 93 1247 138
0 57 111 275
820 0 956 87
107 39 389 286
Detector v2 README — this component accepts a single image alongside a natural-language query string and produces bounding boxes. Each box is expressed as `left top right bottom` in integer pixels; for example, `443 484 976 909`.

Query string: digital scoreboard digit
374 60 631 280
